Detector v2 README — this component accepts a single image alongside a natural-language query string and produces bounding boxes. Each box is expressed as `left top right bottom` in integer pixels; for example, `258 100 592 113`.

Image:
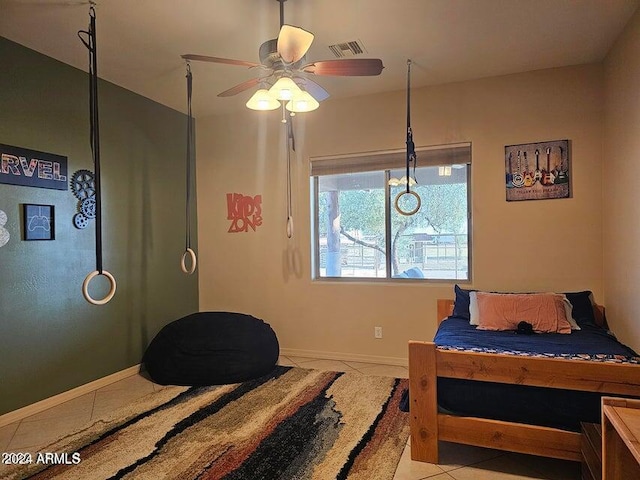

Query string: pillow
474 292 572 334
469 291 480 325
468 289 581 330
560 296 580 330
470 292 579 330
563 291 596 326
452 284 476 319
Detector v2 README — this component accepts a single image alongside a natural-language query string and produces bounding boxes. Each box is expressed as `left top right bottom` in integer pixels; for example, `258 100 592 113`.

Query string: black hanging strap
285 119 294 238
179 63 197 274
78 6 117 305
393 59 422 217
79 6 103 273
279 0 285 28
406 59 417 193
185 64 194 250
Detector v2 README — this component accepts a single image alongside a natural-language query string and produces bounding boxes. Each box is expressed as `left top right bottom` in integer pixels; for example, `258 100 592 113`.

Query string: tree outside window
314 162 469 280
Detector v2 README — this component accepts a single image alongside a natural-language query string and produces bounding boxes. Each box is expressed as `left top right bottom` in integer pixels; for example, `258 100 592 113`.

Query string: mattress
433 316 639 431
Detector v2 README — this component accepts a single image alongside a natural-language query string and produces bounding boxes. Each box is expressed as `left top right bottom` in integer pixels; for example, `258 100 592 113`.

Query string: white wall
603 7 640 352
196 63 606 363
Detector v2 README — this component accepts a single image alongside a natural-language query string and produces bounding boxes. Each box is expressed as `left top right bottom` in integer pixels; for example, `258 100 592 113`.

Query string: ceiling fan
181 0 384 113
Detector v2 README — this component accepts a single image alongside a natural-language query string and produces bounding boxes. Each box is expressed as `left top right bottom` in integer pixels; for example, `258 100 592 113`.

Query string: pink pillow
475 292 572 334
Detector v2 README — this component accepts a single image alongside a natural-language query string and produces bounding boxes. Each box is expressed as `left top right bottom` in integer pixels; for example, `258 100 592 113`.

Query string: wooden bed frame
408 299 640 463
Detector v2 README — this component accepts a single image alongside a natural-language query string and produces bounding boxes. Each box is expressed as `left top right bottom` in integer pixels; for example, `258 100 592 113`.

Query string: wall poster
1 144 68 190
505 139 570 201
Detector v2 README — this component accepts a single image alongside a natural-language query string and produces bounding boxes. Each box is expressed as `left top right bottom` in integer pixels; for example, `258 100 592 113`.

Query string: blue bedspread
435 316 639 359
432 316 639 431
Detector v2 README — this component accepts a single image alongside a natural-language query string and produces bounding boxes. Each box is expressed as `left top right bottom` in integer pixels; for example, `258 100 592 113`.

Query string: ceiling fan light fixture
285 90 319 113
183 0 383 118
268 76 301 101
246 88 280 110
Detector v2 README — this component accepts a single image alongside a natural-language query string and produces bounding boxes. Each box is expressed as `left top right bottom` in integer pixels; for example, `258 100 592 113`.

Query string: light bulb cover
268 77 302 101
246 89 280 111
285 90 319 113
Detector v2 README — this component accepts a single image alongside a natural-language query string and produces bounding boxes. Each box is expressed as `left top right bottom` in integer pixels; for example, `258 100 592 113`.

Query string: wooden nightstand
602 397 640 480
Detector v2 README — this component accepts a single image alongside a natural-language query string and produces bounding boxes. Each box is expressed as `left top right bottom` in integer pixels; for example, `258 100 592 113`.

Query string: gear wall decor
80 197 96 218
71 169 96 199
0 209 9 247
70 169 96 229
73 213 90 229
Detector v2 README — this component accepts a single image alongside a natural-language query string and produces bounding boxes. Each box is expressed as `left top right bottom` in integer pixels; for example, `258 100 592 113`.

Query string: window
311 143 471 280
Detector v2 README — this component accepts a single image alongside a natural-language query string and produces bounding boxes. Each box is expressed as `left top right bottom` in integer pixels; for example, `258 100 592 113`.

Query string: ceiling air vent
328 40 366 58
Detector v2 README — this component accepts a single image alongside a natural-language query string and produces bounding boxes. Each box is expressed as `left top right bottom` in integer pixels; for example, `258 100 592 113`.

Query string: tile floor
0 355 581 480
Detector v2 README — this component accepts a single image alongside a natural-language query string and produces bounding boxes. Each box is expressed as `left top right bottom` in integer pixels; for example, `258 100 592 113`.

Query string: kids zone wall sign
227 193 262 233
0 144 68 190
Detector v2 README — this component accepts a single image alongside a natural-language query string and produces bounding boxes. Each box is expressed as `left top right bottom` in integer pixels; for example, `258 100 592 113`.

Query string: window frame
310 143 472 282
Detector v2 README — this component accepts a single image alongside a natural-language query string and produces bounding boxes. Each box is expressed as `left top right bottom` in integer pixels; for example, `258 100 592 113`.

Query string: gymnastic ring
82 270 117 306
180 247 197 274
394 190 421 216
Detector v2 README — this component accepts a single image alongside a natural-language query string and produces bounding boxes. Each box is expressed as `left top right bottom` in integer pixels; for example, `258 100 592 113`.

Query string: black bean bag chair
143 312 279 386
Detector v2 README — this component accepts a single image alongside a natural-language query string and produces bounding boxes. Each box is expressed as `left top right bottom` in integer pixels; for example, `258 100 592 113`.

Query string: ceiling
1 0 638 118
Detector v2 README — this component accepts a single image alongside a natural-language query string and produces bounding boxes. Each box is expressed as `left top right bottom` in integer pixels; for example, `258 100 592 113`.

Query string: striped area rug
2 366 409 480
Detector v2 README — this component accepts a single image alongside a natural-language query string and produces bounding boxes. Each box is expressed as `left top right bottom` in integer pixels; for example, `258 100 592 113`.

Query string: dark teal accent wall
0 37 198 415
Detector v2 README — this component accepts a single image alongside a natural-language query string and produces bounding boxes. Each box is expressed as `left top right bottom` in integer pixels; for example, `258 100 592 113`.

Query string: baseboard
0 364 142 428
280 348 408 367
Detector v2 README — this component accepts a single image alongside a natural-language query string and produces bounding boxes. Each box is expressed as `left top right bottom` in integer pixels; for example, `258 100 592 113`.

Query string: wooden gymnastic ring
180 247 197 274
394 190 421 216
82 270 116 305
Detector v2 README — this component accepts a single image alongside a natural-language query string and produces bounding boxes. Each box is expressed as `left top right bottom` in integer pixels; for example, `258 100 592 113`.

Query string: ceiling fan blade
217 78 261 97
277 24 314 64
182 54 262 68
301 58 384 76
293 77 330 102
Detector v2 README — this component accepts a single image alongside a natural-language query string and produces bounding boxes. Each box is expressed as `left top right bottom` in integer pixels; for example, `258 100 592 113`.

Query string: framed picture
23 204 55 241
505 139 570 201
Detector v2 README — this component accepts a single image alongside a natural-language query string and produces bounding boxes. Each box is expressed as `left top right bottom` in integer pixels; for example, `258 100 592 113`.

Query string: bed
408 292 640 464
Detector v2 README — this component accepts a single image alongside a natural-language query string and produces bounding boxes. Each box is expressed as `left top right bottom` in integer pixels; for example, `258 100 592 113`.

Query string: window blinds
310 142 471 177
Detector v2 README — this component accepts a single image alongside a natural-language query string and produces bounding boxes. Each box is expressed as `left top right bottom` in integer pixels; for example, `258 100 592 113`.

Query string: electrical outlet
374 326 383 339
